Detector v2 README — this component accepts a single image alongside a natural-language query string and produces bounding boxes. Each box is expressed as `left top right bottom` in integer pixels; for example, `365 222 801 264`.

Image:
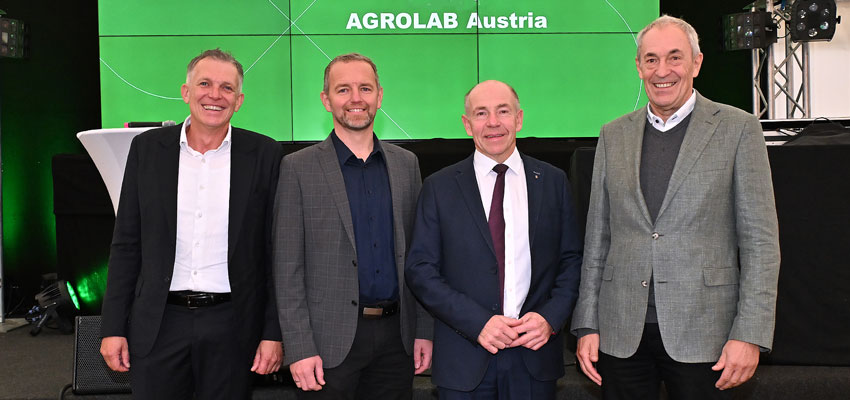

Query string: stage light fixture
790 0 840 42
0 11 27 58
27 280 80 335
722 11 778 51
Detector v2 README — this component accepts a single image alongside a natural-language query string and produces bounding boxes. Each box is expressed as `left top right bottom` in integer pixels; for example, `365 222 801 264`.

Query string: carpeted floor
1 322 75 400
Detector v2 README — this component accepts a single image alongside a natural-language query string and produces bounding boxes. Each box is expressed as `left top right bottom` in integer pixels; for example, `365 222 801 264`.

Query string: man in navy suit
405 80 583 399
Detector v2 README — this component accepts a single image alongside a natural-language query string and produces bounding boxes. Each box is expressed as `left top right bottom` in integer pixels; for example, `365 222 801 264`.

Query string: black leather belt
167 291 231 309
360 300 399 319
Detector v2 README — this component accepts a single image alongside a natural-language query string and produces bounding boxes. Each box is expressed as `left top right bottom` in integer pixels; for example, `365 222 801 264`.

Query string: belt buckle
362 306 383 319
186 296 199 310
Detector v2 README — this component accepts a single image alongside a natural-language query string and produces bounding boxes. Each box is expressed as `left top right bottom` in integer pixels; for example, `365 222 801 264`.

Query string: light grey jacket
274 135 432 367
571 94 780 362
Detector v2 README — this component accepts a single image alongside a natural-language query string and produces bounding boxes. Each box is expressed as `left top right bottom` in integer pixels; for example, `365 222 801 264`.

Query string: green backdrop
1 0 758 312
98 0 659 140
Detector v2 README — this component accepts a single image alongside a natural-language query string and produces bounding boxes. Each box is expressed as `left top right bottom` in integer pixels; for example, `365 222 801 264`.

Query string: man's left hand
712 339 760 390
251 340 283 375
508 312 553 351
413 339 433 374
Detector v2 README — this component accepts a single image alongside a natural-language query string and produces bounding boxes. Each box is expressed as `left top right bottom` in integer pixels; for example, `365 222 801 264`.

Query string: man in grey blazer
274 53 433 399
571 16 780 399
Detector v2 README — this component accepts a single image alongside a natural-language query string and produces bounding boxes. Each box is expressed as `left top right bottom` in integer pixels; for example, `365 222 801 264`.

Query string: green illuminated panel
99 1 660 140
292 0 475 34
99 36 292 140
479 0 657 32
98 0 288 35
292 0 655 34
291 34 478 141
479 33 646 138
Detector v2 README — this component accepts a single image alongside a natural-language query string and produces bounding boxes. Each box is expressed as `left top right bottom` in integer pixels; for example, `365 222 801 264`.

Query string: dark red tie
488 164 508 314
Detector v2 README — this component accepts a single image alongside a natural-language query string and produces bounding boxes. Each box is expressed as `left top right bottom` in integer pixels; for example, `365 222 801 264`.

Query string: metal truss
751 0 812 119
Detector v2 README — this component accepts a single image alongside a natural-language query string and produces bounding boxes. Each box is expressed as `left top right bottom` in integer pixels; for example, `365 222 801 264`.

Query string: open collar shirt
170 116 232 293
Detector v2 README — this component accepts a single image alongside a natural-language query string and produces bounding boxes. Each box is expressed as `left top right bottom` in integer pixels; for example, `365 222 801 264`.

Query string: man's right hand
477 315 521 354
100 336 130 372
290 355 325 391
576 333 602 385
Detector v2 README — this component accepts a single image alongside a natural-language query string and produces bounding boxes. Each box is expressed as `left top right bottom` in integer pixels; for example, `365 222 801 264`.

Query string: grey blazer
274 134 432 368
571 94 780 363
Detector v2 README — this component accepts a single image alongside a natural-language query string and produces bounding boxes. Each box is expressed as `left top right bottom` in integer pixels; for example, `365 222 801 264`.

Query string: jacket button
641 280 648 287
164 277 171 283
651 232 660 240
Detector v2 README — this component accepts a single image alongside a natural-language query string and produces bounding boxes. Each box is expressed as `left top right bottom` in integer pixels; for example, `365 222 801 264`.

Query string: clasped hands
477 312 553 354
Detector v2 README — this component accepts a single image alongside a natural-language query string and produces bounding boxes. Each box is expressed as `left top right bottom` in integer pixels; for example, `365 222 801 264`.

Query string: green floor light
65 281 81 310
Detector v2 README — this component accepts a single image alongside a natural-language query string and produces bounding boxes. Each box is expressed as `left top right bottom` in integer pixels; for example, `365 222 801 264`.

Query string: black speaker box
73 316 132 394
785 121 850 146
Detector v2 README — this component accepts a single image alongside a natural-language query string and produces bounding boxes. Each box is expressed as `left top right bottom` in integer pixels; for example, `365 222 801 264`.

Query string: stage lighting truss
790 0 840 42
737 0 842 119
0 11 27 58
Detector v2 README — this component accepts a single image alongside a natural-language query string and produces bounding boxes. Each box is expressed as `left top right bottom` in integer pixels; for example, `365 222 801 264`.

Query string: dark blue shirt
331 131 398 304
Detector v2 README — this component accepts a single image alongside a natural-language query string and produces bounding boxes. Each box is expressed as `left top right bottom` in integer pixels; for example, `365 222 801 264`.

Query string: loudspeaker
73 316 131 394
785 120 850 146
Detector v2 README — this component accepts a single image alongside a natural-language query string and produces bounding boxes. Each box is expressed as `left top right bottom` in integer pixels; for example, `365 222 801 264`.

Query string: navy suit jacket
101 124 283 360
405 152 583 391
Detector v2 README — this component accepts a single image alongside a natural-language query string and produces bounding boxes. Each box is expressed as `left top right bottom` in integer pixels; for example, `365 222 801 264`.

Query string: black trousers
297 312 414 400
130 302 253 400
598 323 731 400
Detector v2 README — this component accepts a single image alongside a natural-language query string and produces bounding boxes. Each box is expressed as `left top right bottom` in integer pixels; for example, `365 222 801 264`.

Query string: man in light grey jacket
571 16 780 399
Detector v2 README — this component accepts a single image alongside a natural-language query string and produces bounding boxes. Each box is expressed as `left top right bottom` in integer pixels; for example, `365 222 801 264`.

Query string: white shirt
170 116 232 293
473 148 532 319
646 90 697 132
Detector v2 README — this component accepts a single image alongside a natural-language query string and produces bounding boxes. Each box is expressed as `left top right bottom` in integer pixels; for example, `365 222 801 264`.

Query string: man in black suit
100 49 283 400
405 80 583 399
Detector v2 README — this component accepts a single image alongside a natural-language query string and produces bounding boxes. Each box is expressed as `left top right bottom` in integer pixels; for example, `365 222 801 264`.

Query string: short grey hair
186 48 244 91
636 15 701 60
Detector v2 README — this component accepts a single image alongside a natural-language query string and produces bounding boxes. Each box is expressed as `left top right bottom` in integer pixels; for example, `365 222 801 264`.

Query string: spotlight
722 11 778 51
27 280 80 336
790 0 841 42
0 11 27 58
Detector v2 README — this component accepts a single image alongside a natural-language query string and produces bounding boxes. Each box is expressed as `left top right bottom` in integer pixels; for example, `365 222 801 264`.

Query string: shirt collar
330 130 383 166
473 147 523 178
179 116 232 154
646 90 697 132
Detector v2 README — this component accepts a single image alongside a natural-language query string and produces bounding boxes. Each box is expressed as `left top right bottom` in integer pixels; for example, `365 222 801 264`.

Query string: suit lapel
625 110 654 226
455 155 495 255
521 154 543 247
383 145 407 288
318 137 357 253
656 95 720 219
157 130 180 251
228 129 256 263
